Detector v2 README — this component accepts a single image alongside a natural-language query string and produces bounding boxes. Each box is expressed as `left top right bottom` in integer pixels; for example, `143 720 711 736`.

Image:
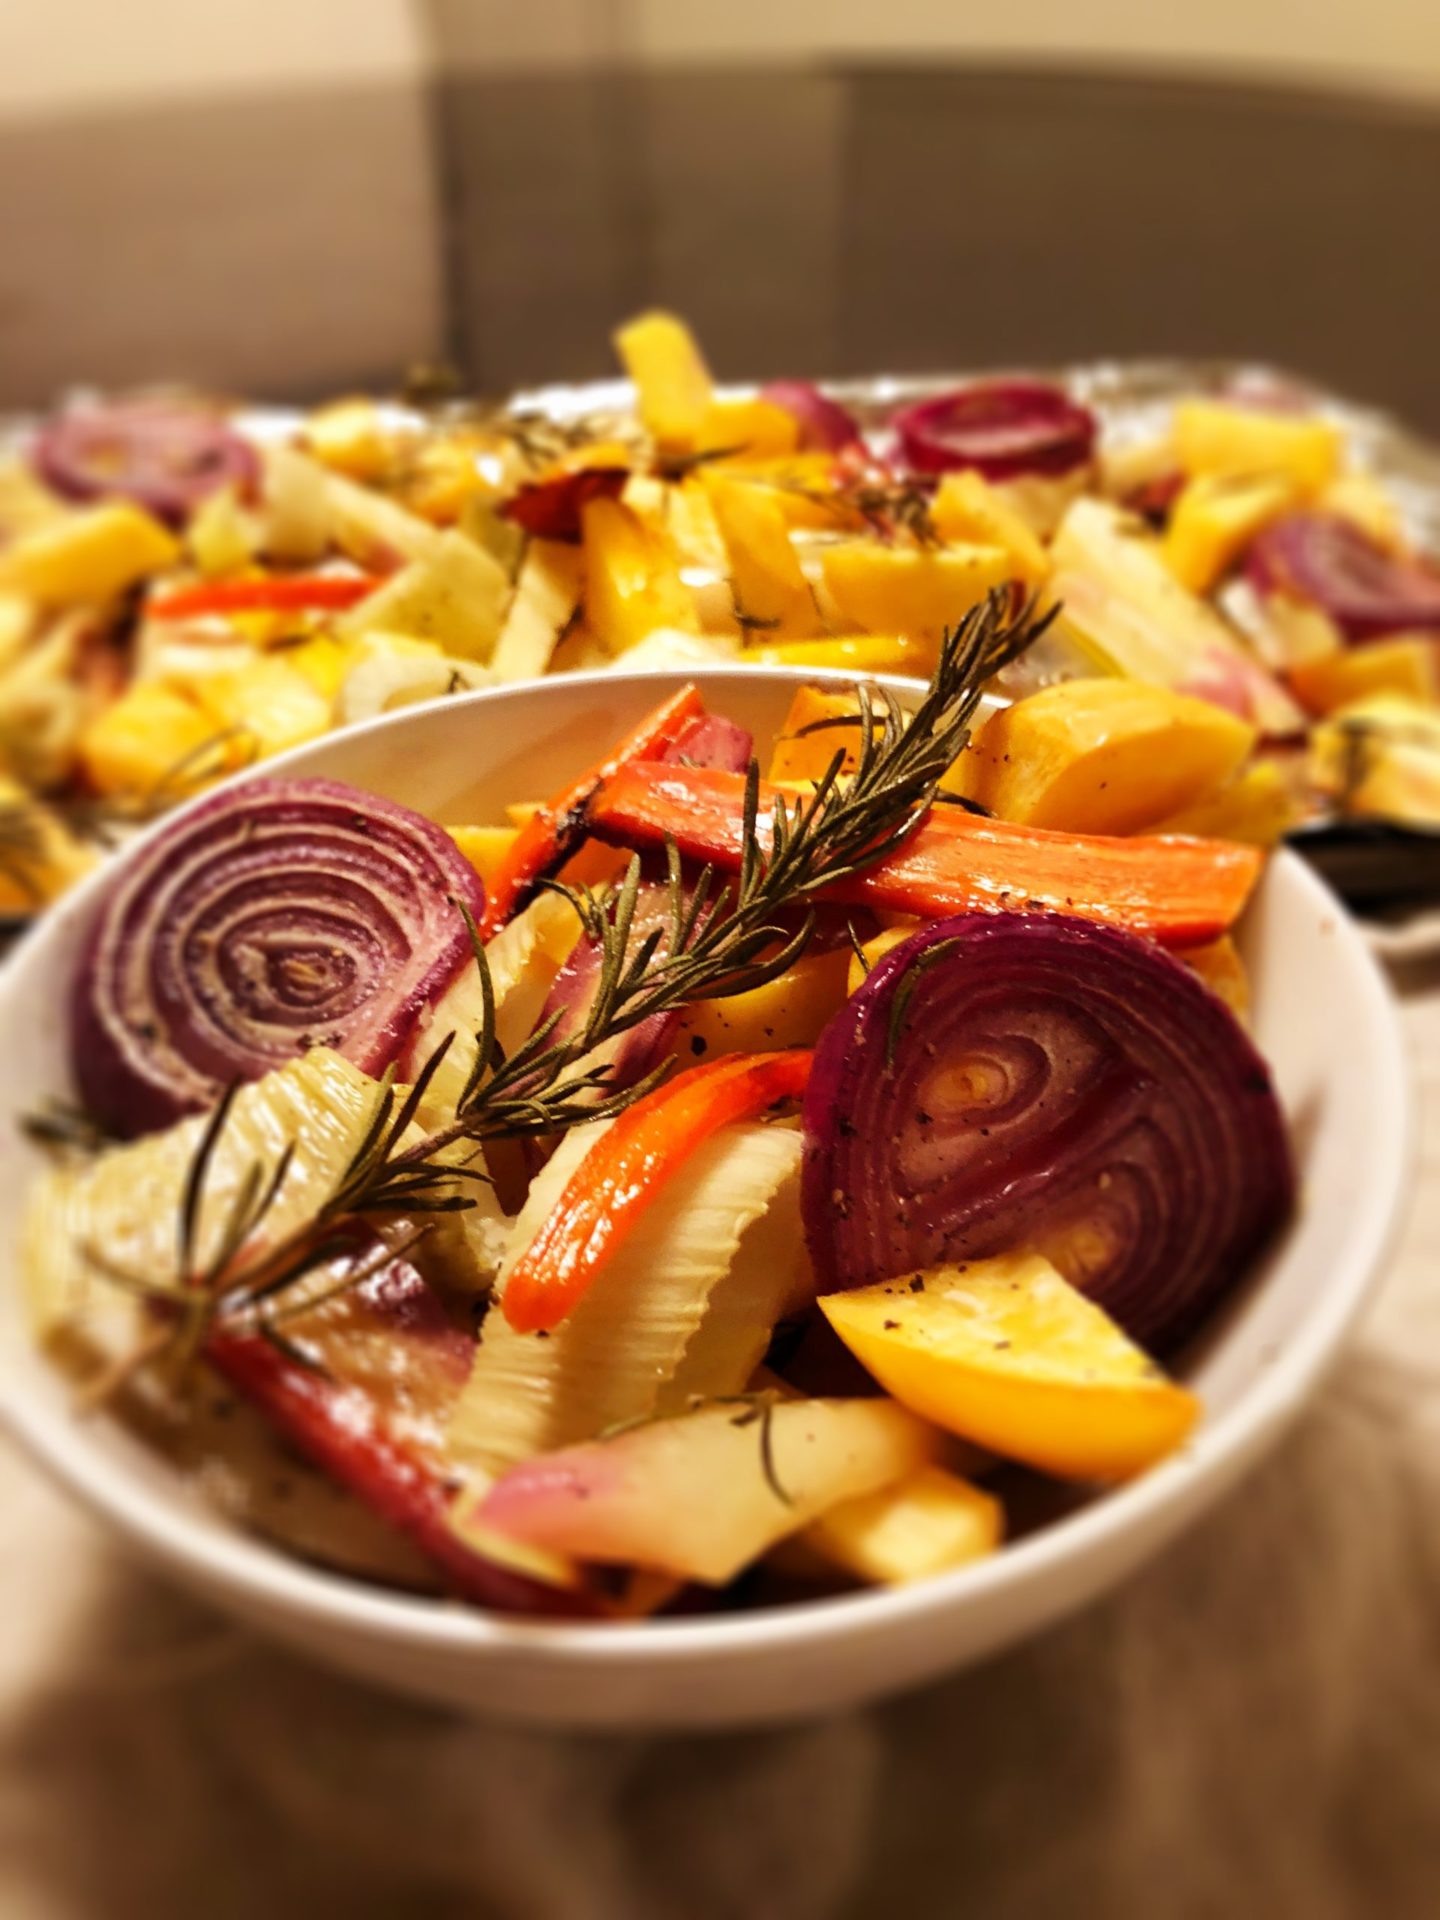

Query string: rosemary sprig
386 589 1051 1176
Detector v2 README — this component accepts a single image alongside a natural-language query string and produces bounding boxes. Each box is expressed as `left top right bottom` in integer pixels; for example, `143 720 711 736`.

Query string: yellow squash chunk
954 678 1256 835
78 681 229 798
729 455 859 533
281 632 358 701
1172 399 1341 497
303 397 395 481
698 397 800 460
1161 471 1298 594
801 1464 1002 1585
747 633 937 677
846 925 916 998
702 470 818 637
768 685 879 784
1182 936 1249 1022
614 310 714 452
1288 635 1438 716
0 593 37 669
1153 759 1300 847
820 541 1014 636
581 497 698 653
0 503 179 606
195 656 332 760
821 1253 1199 1483
671 944 851 1057
929 470 1050 584
444 823 520 890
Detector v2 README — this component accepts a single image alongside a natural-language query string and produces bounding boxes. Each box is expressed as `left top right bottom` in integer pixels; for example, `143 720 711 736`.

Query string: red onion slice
893 380 1097 481
1247 511 1440 641
759 380 863 453
501 465 629 543
33 398 260 525
802 913 1293 1354
74 777 486 1138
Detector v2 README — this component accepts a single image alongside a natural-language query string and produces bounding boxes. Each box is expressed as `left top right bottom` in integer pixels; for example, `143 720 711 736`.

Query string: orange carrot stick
587 762 1263 948
501 1050 813 1334
477 683 705 938
149 573 381 618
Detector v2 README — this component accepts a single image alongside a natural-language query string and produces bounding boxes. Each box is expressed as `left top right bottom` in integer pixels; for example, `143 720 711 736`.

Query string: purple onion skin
540 870 684 1087
802 913 1294 1356
538 712 752 1075
893 380 1097 482
1247 512 1440 641
662 712 754 775
32 399 259 526
760 380 864 453
74 777 486 1139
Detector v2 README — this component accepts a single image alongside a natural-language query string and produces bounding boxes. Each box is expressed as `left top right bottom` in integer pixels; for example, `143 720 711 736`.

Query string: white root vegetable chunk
445 1120 805 1476
336 529 510 663
470 1395 939 1585
491 539 583 682
401 891 580 1130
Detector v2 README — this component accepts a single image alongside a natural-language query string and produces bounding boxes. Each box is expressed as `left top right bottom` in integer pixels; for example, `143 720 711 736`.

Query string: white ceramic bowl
0 669 1414 1729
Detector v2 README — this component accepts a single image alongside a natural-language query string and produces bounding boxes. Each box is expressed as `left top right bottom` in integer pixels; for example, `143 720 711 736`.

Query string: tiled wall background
2 1 1439 430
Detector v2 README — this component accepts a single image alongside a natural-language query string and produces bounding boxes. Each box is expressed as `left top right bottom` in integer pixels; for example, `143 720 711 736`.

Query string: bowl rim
0 666 1416 1667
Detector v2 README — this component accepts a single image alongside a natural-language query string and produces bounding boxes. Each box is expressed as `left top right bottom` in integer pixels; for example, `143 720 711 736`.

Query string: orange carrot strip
587 762 1264 948
501 1050 813 1334
477 683 705 939
149 574 381 618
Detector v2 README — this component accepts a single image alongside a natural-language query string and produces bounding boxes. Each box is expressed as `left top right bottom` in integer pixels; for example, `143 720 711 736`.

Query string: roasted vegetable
800 913 1293 1352
501 1051 813 1334
470 1394 938 1584
821 1253 1199 1482
74 777 485 1136
894 381 1097 480
588 760 1264 946
951 679 1257 835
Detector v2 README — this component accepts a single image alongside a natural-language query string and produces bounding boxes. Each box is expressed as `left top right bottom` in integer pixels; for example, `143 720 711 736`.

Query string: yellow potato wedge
819 541 1014 636
800 1464 1002 1585
613 310 714 451
1288 636 1439 716
0 503 179 606
952 678 1256 834
1173 399 1341 497
581 498 699 653
821 1252 1199 1483
1162 471 1298 594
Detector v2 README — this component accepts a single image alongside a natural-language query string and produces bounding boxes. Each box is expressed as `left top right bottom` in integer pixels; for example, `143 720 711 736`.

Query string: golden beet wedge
950 677 1256 835
820 1253 1199 1484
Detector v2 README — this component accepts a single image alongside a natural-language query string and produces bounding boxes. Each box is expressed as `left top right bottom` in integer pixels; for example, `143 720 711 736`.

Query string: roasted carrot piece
501 1050 813 1335
476 684 706 938
586 762 1263 948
